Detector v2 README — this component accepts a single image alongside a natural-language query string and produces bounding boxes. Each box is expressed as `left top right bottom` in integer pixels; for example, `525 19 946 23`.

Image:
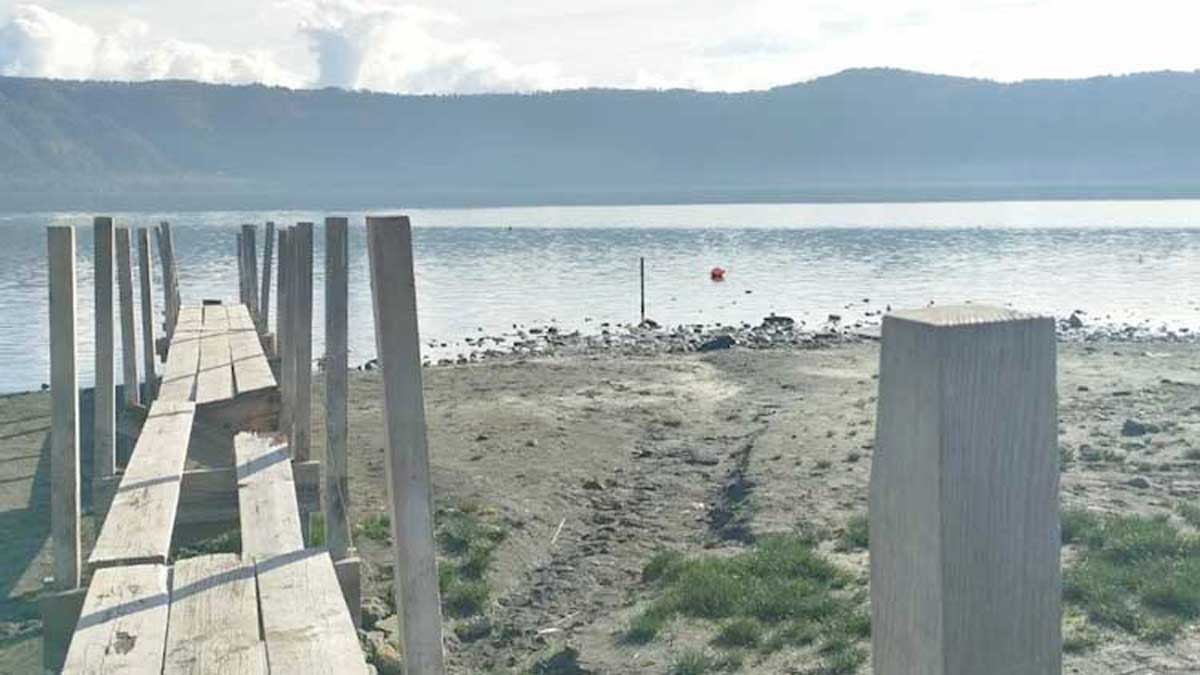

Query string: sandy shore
4 337 1200 674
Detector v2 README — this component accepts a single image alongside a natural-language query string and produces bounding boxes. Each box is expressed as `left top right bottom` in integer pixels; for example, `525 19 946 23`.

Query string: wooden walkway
44 218 445 674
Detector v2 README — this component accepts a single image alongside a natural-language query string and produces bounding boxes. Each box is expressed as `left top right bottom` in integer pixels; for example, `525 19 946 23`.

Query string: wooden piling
242 224 260 326
93 217 116 482
115 227 140 408
366 215 447 674
292 222 314 462
159 222 180 336
237 232 245 306
324 217 352 561
639 256 645 324
47 226 81 590
137 229 158 402
869 305 1060 675
261 221 275 337
278 229 293 435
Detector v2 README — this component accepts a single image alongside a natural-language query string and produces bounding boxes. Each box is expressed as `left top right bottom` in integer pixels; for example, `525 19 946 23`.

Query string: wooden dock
41 218 448 673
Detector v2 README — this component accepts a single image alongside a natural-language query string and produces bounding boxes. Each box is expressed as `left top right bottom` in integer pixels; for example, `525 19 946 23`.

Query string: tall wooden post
137 229 158 403
242 224 260 325
292 222 314 462
870 306 1060 675
261 221 275 338
115 228 140 408
639 257 645 324
47 226 81 591
159 222 180 335
93 217 116 483
278 229 293 436
237 231 246 306
367 215 446 674
324 217 352 560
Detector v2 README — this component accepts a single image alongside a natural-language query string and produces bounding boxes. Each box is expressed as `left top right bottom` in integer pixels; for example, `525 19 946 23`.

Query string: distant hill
3 68 1200 210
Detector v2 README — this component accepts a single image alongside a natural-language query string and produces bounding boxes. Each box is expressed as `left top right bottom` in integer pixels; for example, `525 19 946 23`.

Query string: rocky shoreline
358 308 1200 370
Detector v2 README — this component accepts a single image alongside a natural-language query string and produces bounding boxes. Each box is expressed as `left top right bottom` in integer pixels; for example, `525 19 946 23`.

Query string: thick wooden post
278 229 293 435
160 222 181 335
237 231 246 306
137 229 158 402
115 227 140 408
367 215 446 674
324 217 352 560
242 224 260 324
292 222 314 462
870 305 1060 675
47 226 81 590
261 221 275 337
93 217 116 482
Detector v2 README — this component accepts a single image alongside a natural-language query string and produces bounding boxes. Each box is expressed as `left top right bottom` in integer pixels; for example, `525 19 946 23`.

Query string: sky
0 0 1198 94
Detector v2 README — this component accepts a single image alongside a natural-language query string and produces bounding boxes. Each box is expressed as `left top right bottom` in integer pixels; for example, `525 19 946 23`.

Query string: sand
3 340 1200 674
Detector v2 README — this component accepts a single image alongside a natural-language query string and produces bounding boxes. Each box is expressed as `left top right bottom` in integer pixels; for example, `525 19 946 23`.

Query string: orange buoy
710 267 726 281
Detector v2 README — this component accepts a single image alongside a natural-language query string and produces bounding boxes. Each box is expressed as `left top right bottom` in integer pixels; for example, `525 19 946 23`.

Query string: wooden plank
176 461 320 528
160 222 181 335
260 221 275 337
94 217 116 483
89 400 196 568
48 226 81 591
115 227 140 408
255 549 369 674
159 307 203 402
228 305 276 395
870 305 1060 675
195 305 233 405
138 229 159 403
235 433 304 558
292 222 314 461
366 215 447 674
324 217 353 560
62 564 169 673
163 554 267 674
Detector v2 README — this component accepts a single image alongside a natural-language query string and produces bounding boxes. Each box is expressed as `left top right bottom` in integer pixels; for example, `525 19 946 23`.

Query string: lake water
2 200 1200 393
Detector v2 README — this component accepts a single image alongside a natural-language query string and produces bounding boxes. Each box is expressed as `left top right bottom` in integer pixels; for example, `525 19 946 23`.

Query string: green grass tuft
434 504 508 619
838 514 869 551
1177 501 1200 529
355 513 391 542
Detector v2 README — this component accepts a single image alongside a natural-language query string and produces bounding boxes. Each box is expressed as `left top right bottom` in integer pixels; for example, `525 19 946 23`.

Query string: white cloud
297 0 581 94
0 3 302 86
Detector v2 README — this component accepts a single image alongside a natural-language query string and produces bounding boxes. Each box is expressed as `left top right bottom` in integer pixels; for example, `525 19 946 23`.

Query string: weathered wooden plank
366 215 447 673
160 222 181 336
255 549 369 674
115 227 140 408
292 222 314 461
159 307 203 402
48 226 81 591
870 305 1061 675
62 564 170 673
228 305 276 396
241 225 259 325
138 228 158 403
277 229 293 435
175 461 320 528
155 226 175 338
163 554 267 674
94 217 116 483
89 400 196 569
324 217 353 561
260 221 275 337
235 433 304 558
195 305 233 405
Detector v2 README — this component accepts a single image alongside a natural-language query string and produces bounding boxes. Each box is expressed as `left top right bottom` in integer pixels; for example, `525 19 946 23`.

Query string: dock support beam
261 221 275 339
94 217 116 484
138 228 158 403
368 215 447 674
292 222 314 462
116 227 140 409
324 217 353 561
241 224 260 327
869 305 1061 675
47 226 81 591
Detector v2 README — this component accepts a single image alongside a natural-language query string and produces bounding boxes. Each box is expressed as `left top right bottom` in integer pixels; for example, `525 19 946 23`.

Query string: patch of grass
1063 510 1200 642
355 513 391 542
668 648 741 675
309 513 325 547
175 530 240 559
838 514 869 551
528 645 588 675
628 535 867 666
1177 501 1200 528
435 503 508 619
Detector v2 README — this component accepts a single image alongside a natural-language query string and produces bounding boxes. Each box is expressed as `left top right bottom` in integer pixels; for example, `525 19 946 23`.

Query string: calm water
2 200 1199 393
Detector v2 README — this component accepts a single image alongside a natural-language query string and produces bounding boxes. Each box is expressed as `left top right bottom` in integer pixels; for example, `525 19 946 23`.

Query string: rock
828 314 842 324
697 335 735 352
1126 476 1152 489
375 614 400 641
454 616 493 642
362 631 403 675
1121 419 1159 436
1067 313 1084 329
638 318 660 329
360 596 391 630
762 315 795 328
582 478 603 490
685 448 720 466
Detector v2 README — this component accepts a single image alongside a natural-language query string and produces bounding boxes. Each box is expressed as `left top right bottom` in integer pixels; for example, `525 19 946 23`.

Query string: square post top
886 305 1046 329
